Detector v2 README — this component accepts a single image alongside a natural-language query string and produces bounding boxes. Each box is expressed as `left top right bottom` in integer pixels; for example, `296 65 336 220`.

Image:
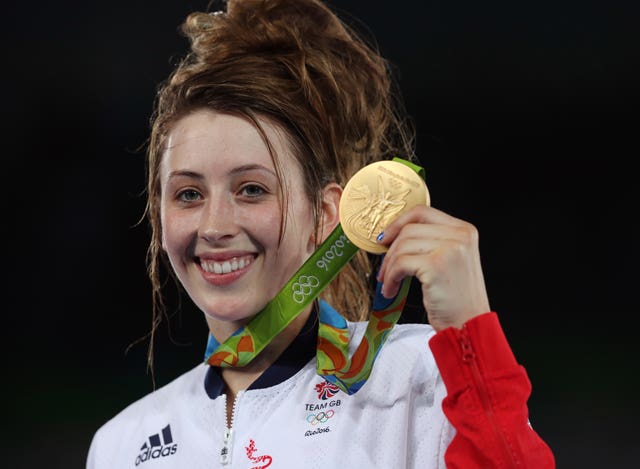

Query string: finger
376 221 470 280
377 225 429 282
376 205 469 247
378 237 443 297
379 250 434 298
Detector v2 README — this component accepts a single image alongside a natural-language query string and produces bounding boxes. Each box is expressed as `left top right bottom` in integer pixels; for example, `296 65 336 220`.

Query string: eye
177 189 202 202
239 184 266 198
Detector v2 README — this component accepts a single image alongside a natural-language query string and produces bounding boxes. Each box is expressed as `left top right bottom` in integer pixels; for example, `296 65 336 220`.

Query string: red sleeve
428 312 555 469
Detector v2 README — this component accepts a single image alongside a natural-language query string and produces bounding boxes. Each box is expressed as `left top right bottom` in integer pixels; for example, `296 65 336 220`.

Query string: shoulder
105 363 208 423
349 320 436 355
87 364 209 465
388 321 438 346
349 321 439 386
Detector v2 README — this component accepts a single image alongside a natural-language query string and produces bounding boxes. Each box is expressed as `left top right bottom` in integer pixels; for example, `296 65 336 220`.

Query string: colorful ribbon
316 277 411 394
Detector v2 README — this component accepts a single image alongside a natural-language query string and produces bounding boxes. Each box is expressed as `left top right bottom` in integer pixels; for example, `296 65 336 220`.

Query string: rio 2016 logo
306 410 335 425
291 275 319 304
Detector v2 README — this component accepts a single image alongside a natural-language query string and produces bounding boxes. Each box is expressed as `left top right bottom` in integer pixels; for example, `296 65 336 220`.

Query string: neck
207 304 314 399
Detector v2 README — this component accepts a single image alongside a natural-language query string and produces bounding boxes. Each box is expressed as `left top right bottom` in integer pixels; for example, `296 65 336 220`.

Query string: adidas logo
135 424 178 466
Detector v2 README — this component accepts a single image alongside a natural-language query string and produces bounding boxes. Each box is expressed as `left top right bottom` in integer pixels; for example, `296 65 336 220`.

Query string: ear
317 182 342 244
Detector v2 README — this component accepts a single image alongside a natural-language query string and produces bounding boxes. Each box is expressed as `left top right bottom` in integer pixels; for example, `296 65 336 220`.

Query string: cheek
285 201 317 252
161 210 192 256
241 207 281 247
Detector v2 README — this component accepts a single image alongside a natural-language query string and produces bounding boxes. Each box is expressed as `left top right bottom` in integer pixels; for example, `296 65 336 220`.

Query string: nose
199 194 239 243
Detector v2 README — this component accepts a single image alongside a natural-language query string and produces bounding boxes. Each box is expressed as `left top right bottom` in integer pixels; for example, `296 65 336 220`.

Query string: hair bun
185 0 356 64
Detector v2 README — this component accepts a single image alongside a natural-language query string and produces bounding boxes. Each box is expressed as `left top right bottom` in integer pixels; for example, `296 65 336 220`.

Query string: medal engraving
340 160 430 253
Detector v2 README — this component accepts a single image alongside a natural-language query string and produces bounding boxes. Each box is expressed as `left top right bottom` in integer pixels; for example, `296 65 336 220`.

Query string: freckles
252 201 283 226
163 211 194 246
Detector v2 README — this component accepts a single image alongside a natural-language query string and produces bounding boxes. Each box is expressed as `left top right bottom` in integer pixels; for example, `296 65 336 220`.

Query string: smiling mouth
199 255 254 274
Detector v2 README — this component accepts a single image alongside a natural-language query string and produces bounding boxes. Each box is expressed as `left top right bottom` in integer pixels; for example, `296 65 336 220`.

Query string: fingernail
376 232 385 242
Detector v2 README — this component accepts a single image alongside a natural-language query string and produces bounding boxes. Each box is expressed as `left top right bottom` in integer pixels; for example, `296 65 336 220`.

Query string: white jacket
87 303 454 469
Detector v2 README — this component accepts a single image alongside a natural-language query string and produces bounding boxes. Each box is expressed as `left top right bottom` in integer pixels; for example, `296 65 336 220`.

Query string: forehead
161 109 295 173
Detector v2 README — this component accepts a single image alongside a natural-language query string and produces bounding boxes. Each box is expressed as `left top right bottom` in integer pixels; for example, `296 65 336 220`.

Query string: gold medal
339 160 430 253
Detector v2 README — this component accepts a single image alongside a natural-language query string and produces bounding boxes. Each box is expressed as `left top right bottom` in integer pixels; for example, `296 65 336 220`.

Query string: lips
200 255 254 274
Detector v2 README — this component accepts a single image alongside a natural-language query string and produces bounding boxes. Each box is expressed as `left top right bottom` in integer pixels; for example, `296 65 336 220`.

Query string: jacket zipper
220 391 243 465
458 326 519 468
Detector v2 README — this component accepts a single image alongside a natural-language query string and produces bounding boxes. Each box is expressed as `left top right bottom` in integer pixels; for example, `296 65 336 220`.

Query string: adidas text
135 444 178 465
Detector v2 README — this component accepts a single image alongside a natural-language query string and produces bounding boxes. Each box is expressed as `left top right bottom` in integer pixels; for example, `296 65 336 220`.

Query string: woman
87 1 555 467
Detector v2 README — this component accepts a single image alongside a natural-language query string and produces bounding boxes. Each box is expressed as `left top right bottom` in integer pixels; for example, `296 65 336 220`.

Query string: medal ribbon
205 158 424 395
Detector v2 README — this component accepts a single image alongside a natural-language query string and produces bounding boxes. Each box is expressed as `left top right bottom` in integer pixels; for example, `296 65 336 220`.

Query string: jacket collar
204 304 319 399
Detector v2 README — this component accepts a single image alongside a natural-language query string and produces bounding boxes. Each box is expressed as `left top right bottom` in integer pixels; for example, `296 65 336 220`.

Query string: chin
200 299 263 324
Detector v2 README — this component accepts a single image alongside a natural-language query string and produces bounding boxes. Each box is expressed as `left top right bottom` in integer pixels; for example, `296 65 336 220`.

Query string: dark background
3 1 638 467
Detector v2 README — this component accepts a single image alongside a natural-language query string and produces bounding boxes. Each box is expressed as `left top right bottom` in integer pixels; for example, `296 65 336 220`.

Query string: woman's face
159 109 317 339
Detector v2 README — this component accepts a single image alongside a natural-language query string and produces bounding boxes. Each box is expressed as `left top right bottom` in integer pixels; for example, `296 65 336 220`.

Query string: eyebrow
167 164 276 180
229 164 277 177
166 170 204 180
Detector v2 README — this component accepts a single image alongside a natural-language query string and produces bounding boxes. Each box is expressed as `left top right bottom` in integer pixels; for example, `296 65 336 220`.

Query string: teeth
201 256 252 274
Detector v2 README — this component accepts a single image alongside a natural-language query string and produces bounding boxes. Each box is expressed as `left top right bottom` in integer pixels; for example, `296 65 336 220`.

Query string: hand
376 205 491 331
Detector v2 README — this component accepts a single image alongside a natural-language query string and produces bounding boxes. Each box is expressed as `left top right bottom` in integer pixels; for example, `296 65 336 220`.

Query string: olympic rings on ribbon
292 275 320 304
306 410 335 425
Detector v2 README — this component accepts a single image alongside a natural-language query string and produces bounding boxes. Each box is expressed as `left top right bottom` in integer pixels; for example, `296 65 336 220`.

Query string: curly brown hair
143 0 417 368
